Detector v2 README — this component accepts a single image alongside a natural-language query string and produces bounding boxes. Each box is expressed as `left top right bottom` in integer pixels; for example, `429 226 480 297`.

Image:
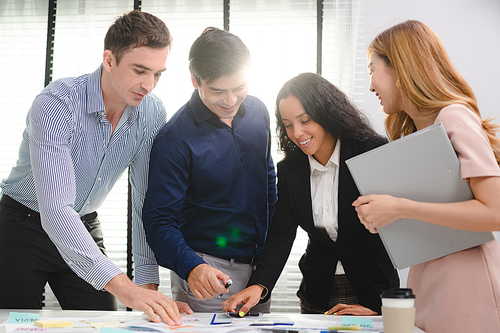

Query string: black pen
258 328 304 333
218 279 233 298
226 311 262 317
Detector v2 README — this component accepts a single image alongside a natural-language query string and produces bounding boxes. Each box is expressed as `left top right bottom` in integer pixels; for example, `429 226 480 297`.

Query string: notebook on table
345 123 494 269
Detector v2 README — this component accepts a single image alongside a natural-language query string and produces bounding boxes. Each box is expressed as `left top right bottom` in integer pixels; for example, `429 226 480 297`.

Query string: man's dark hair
189 27 250 84
104 10 172 64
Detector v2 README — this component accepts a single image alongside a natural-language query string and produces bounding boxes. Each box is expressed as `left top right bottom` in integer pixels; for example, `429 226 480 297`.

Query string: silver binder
346 123 494 269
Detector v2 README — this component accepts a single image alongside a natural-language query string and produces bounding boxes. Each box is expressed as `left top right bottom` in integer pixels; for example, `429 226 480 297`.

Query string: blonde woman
354 20 500 333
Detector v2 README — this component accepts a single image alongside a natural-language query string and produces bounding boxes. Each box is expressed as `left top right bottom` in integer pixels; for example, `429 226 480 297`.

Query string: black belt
214 254 260 265
0 194 97 222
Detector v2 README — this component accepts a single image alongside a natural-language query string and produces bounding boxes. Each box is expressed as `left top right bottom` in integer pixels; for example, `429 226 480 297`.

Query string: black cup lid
381 288 415 299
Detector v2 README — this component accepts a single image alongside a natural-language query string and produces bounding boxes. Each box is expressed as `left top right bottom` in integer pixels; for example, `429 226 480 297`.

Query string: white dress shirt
309 139 344 274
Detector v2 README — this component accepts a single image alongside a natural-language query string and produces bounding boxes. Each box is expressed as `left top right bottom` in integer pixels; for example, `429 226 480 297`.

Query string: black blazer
248 136 399 313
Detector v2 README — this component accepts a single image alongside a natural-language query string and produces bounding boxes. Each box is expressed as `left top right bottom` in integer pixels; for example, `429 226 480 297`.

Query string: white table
0 309 425 332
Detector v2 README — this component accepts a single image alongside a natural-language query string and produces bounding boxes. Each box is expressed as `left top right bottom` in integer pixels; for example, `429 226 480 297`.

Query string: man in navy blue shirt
143 27 276 312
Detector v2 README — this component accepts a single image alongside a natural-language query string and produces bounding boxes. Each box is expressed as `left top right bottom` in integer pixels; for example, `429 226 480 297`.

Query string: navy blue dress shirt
143 90 277 280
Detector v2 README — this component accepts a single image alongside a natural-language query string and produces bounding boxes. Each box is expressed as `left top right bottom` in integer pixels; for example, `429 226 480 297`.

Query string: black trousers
0 195 117 310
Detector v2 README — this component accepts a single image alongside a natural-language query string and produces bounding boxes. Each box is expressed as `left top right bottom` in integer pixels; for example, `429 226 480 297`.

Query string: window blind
0 0 48 177
46 0 135 310
229 0 317 312
141 0 224 122
0 0 365 313
0 0 53 307
322 0 364 102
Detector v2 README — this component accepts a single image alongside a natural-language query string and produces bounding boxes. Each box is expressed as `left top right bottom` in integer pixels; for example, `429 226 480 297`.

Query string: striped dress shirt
0 66 166 289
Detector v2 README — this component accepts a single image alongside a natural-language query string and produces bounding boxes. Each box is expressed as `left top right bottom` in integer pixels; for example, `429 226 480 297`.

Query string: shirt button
97 177 102 181
86 201 90 204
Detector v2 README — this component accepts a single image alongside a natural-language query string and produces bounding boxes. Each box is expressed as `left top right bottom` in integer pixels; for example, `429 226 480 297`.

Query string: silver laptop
345 123 494 269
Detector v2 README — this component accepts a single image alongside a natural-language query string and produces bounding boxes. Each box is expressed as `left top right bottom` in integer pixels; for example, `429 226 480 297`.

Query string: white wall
358 0 500 287
360 0 500 133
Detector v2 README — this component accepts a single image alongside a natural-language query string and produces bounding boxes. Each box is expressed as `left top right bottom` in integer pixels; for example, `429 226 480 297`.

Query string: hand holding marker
218 278 233 298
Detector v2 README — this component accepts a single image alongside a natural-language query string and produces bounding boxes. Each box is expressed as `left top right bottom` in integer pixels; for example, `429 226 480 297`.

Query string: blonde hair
368 20 500 165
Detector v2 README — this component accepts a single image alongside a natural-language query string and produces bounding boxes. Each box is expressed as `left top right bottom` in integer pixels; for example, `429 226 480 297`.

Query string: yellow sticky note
328 324 361 331
34 320 73 328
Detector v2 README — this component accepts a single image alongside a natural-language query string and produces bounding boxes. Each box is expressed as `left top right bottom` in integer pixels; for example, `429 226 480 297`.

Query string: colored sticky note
9 312 41 324
99 328 131 333
34 320 73 328
342 317 373 328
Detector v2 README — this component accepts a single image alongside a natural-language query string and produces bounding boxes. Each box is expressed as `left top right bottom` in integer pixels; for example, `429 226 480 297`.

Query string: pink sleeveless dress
407 104 500 333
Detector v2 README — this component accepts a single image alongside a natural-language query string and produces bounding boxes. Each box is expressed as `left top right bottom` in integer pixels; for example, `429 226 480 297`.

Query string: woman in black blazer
224 73 399 315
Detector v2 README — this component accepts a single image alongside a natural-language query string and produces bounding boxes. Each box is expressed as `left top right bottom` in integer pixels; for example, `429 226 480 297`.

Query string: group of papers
1 311 384 333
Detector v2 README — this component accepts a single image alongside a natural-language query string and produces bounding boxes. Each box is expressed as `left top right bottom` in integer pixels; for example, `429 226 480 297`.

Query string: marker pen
218 279 233 298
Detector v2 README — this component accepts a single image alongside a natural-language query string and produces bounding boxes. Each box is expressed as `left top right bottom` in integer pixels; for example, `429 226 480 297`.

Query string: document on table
1 313 271 333
1 312 385 333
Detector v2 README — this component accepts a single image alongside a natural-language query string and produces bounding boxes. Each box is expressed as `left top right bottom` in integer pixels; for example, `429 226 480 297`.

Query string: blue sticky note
99 328 131 333
342 317 373 328
9 312 40 324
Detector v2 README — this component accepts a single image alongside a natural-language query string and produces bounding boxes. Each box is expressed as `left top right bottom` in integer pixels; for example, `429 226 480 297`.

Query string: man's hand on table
104 273 193 326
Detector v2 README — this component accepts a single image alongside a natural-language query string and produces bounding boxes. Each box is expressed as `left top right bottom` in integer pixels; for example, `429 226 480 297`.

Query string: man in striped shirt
0 10 190 326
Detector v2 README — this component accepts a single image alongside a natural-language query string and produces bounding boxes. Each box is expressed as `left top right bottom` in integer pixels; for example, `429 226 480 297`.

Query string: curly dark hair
276 73 382 158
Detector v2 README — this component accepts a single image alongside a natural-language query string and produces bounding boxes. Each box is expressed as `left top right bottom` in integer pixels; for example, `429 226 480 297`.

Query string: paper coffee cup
382 297 415 308
381 288 415 307
381 288 415 333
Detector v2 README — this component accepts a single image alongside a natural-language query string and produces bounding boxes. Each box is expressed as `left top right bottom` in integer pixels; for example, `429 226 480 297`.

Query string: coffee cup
381 288 416 333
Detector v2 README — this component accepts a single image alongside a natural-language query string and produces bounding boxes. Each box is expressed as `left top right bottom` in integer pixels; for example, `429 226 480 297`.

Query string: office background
1 0 499 311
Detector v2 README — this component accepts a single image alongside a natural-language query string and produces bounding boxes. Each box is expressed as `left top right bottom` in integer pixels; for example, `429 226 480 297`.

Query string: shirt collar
190 89 246 126
86 65 140 120
308 138 341 173
86 66 106 115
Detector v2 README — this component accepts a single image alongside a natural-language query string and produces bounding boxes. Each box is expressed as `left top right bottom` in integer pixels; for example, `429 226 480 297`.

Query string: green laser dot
216 237 227 248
